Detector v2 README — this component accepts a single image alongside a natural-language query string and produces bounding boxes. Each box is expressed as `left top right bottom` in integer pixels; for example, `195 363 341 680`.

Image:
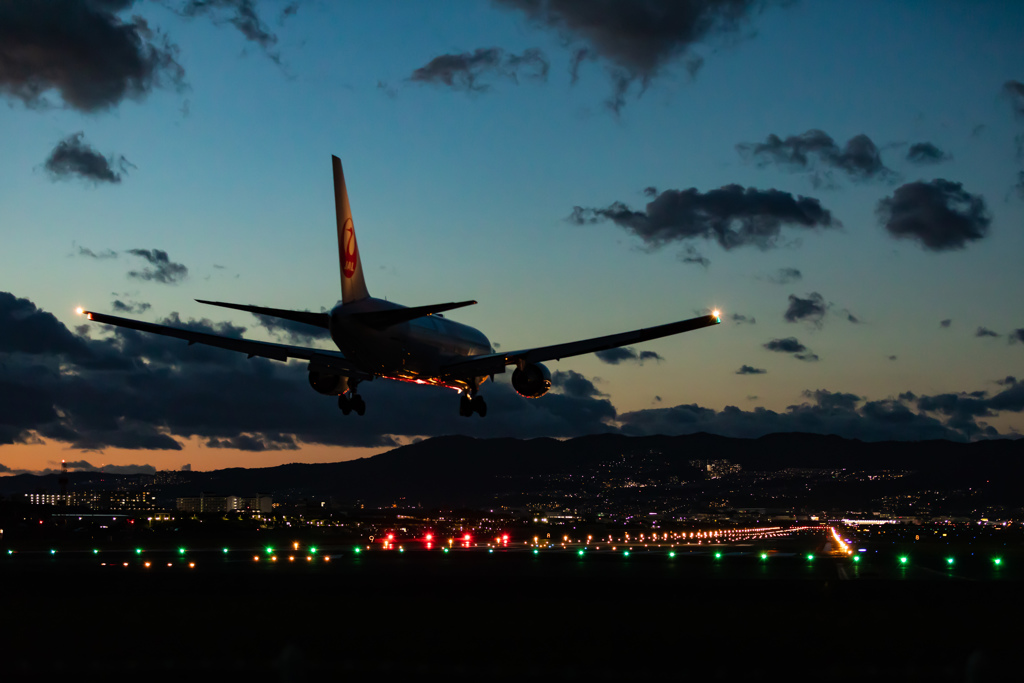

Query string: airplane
80 156 721 417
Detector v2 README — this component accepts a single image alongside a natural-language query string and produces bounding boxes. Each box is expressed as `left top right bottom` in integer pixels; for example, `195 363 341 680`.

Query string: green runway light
532 549 539 555
178 547 186 555
135 548 143 555
623 551 630 557
946 557 955 566
444 548 449 554
668 551 676 558
852 555 860 563
899 556 908 564
92 549 99 555
489 549 494 554
309 547 317 554
353 547 362 554
714 552 722 559
577 549 584 557
806 554 814 561
7 550 14 555
222 548 229 554
993 557 1003 566
49 549 56 555
760 553 768 560
266 546 274 555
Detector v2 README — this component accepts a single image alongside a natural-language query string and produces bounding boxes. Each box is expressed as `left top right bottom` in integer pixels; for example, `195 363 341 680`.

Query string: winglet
333 155 370 304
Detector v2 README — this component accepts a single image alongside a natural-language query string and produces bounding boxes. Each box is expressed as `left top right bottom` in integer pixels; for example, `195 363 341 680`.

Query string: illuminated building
25 491 156 511
175 493 272 514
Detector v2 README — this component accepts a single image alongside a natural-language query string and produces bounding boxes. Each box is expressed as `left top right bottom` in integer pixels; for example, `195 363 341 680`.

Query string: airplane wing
442 313 721 379
350 300 477 330
82 310 372 379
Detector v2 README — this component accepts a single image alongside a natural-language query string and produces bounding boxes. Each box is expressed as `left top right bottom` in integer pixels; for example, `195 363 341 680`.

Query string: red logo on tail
342 218 358 278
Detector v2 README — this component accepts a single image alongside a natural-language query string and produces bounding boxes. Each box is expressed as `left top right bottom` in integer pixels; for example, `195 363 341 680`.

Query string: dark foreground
3 543 1020 683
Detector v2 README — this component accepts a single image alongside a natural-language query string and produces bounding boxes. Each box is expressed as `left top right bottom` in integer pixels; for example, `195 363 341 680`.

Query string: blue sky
2 1 1024 473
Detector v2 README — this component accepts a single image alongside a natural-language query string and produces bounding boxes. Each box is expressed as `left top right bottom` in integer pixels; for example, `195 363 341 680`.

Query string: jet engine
511 362 551 398
308 370 350 396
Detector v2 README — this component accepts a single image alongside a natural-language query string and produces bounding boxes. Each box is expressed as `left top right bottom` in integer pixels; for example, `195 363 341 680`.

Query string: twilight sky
2 0 1024 475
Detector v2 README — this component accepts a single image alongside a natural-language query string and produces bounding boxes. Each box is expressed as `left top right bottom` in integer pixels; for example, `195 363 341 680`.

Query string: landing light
711 309 721 320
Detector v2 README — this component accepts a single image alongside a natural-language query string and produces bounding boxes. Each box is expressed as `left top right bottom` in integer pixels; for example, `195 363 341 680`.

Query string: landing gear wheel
352 394 366 416
472 395 487 417
459 395 473 417
338 395 352 415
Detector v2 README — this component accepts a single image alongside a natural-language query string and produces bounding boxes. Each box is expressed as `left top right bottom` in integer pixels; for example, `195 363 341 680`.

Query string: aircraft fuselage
330 298 492 389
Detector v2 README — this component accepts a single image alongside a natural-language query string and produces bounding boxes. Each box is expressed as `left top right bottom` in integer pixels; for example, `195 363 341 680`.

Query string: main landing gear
459 393 487 417
338 392 365 416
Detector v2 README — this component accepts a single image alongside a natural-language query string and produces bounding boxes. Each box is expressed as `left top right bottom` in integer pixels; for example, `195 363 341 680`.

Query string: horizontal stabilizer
196 299 330 329
350 300 477 330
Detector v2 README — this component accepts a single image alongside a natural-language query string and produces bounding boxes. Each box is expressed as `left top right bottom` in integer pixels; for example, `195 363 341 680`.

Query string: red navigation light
387 533 395 541
425 533 433 542
463 534 471 541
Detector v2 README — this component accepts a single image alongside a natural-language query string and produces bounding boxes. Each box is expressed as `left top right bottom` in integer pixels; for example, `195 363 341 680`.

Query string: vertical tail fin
333 155 370 303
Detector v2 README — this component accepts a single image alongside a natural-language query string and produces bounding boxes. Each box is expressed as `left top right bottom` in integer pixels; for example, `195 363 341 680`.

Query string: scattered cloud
1009 329 1024 344
737 129 895 184
594 347 663 365
77 246 118 259
126 249 188 284
552 369 607 399
940 319 952 328
569 185 838 252
735 365 766 375
730 313 755 324
976 326 1000 338
166 0 288 63
0 0 185 112
784 292 826 326
643 186 658 197
409 47 549 92
996 376 1017 386
112 300 152 315
906 142 951 164
206 433 298 451
44 133 133 184
766 267 801 284
1004 80 1024 118
679 245 710 267
876 179 990 251
495 0 771 111
763 337 818 362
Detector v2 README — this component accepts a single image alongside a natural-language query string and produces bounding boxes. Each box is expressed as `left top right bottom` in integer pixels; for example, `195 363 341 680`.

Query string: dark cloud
126 249 188 284
0 0 184 112
409 48 549 92
169 0 284 62
889 355 897 361
618 391 966 442
906 142 951 165
1008 329 1024 345
730 313 755 324
1014 171 1024 200
111 300 151 314
594 347 664 365
570 185 838 252
253 314 331 345
766 267 801 284
735 365 766 375
206 433 298 451
679 245 710 267
844 310 861 324
77 246 118 259
784 292 826 326
737 129 895 183
642 186 658 197
44 133 133 184
59 459 157 475
763 337 818 362
1004 80 1024 118
995 376 1017 386
876 179 990 251
496 0 767 109
975 327 1000 338
552 369 606 399
940 319 952 328
0 292 619 450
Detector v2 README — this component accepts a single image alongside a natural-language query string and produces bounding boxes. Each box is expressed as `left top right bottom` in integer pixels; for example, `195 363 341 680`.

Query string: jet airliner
82 156 721 417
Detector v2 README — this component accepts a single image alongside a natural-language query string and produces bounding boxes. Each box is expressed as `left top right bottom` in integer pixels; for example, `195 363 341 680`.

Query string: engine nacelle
308 370 350 396
511 362 551 398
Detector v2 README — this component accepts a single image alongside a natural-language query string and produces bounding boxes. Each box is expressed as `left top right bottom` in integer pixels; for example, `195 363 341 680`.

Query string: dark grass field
3 537 1021 682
